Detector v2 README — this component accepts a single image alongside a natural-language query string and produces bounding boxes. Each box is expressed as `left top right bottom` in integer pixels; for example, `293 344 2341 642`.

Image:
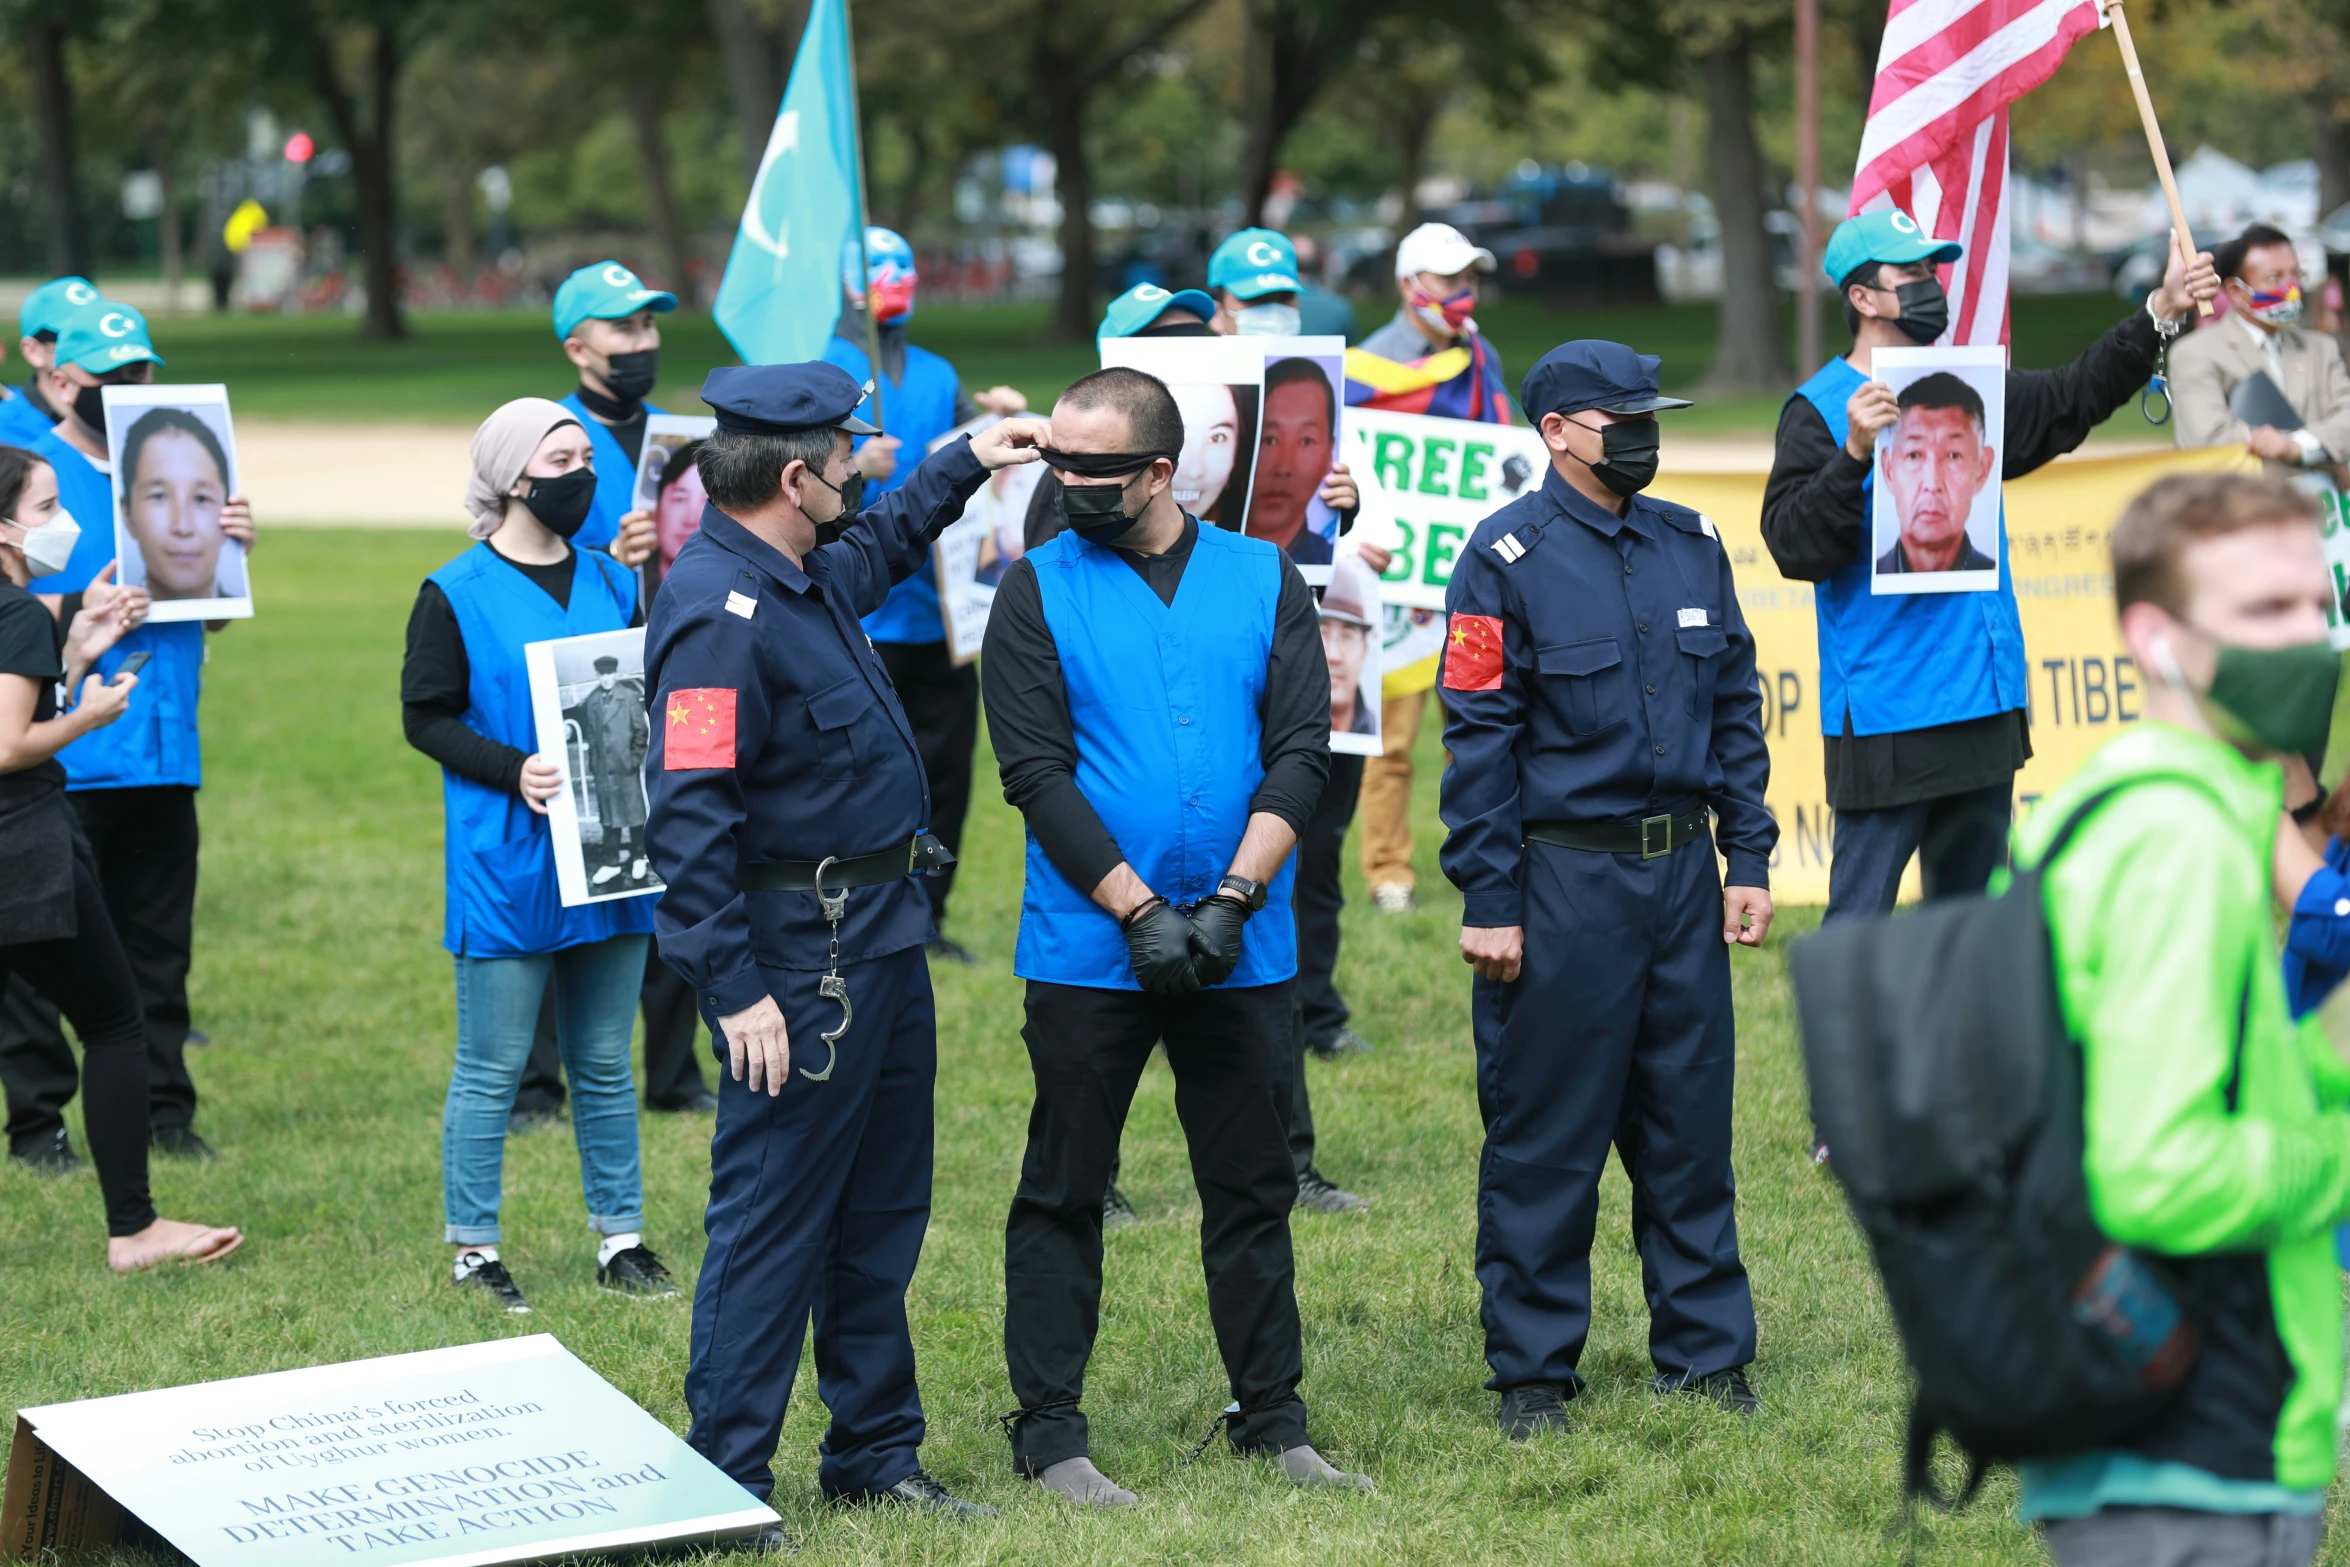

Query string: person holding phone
0 445 240 1268
401 397 675 1315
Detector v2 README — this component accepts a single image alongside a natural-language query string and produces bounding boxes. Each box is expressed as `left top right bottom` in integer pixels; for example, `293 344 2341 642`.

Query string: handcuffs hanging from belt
737 833 957 1084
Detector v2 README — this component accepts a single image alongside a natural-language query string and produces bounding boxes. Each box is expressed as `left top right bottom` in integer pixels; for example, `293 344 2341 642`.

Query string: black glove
1122 896 1201 995
1185 895 1251 988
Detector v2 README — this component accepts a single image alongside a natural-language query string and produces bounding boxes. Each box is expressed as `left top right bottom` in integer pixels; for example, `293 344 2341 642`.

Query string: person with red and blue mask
821 227 1028 964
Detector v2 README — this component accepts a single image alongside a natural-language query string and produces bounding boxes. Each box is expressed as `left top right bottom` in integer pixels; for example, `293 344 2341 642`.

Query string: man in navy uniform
645 360 1048 1545
1440 341 1777 1440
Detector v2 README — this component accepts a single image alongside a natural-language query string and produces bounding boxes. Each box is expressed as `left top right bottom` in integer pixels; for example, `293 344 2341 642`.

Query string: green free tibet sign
1347 409 1551 609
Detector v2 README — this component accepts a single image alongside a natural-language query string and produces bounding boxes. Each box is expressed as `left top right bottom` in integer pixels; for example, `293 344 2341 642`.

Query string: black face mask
803 468 866 546
1567 417 1661 498
1136 321 1216 338
73 382 108 436
521 468 598 538
601 348 660 403
1058 474 1145 544
1891 278 1950 344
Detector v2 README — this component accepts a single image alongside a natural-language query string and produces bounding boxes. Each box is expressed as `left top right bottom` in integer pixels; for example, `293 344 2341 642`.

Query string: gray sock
1033 1456 1138 1507
1276 1444 1375 1493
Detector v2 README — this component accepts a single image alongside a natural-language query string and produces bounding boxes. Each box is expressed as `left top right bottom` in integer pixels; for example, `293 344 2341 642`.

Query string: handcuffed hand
1185 894 1251 988
1122 896 1201 995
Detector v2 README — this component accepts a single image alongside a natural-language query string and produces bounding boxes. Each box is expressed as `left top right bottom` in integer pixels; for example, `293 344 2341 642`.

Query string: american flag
1849 0 2106 346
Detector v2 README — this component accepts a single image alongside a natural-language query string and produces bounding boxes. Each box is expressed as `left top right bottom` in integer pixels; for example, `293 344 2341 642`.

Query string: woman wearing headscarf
0 443 241 1269
400 398 674 1313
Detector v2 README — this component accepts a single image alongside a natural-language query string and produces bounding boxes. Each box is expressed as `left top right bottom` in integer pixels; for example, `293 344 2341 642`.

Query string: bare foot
107 1218 243 1274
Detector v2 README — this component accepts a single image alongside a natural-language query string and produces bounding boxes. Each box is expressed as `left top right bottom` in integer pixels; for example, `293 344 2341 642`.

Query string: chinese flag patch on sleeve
663 688 738 770
1442 614 1506 692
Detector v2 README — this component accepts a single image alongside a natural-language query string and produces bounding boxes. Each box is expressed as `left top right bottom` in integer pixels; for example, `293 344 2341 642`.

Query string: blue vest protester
427 542 654 957
1792 357 2029 737
1012 522 1296 990
0 388 54 446
821 335 962 645
34 429 205 790
557 391 664 554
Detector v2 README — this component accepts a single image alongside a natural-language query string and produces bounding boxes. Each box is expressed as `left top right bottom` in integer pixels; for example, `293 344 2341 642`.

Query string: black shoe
729 1522 799 1556
454 1255 531 1314
151 1125 219 1161
651 1088 721 1115
598 1244 681 1298
1653 1366 1760 1414
926 936 977 967
1296 1166 1369 1213
185 1027 211 1047
12 1128 81 1175
508 1105 562 1134
1496 1382 1574 1440
1307 1028 1373 1059
1103 1183 1138 1231
840 1467 997 1519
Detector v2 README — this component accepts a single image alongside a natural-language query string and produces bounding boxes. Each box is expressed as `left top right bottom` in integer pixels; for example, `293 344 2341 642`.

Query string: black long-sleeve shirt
400 544 642 791
982 516 1330 896
1759 305 2165 811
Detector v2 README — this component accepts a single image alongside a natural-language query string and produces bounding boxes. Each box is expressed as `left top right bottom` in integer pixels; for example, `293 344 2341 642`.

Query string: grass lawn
140 292 2176 448
2 527 2297 1566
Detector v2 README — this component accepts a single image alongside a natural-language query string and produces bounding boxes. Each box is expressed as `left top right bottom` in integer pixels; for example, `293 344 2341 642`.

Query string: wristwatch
1217 873 1267 911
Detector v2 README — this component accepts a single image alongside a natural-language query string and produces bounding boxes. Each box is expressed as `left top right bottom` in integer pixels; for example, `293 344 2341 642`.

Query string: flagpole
2100 0 2212 317
1795 0 1822 376
841 0 889 433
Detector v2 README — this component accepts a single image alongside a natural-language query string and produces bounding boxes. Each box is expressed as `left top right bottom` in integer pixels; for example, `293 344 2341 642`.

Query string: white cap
1395 222 1496 281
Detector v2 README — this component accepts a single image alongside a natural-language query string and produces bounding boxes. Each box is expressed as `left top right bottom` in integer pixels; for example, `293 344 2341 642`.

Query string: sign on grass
4 1335 772 1566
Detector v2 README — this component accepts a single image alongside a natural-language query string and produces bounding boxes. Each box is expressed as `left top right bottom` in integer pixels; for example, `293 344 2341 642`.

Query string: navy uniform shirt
1439 466 1776 928
646 439 987 1019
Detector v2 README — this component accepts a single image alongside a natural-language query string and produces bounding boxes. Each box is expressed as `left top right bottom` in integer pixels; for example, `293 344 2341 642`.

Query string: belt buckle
1639 814 1672 860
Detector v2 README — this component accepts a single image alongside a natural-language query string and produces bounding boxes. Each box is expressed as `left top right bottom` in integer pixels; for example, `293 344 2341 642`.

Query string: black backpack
1790 780 2243 1504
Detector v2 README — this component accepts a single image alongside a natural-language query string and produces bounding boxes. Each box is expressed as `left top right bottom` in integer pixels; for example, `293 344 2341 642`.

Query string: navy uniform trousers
1473 836 1755 1392
685 944 935 1502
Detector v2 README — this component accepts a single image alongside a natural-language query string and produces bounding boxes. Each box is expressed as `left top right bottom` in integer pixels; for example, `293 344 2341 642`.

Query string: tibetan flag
663 688 738 770
1442 614 1506 692
712 0 865 365
1344 339 1513 423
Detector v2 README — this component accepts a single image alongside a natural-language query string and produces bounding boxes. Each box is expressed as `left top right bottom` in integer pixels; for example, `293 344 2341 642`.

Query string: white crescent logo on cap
1247 241 1278 267
1135 284 1168 302
65 282 97 306
99 311 132 338
602 264 635 288
1890 212 1919 235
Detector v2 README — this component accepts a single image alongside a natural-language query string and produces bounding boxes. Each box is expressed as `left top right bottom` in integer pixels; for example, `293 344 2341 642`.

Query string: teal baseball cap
1207 228 1300 300
20 275 99 339
54 300 163 373
1822 209 1963 287
552 260 678 340
1097 283 1218 342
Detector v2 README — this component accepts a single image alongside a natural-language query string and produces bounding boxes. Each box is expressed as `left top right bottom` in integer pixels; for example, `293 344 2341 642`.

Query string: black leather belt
737 833 957 892
1525 809 1710 860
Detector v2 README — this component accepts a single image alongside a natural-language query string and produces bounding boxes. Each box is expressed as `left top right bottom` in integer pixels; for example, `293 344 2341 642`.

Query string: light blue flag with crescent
713 0 864 366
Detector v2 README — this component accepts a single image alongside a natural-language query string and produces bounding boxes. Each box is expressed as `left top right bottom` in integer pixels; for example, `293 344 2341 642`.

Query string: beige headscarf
465 398 581 539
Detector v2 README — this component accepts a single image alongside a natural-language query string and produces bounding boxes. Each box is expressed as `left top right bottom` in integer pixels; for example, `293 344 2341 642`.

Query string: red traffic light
284 132 315 164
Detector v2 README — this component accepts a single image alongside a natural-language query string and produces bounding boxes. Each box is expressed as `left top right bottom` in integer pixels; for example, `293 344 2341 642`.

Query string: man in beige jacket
2172 223 2350 479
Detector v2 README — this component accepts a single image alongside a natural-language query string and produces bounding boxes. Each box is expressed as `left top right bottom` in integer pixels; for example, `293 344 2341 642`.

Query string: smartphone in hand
113 651 151 680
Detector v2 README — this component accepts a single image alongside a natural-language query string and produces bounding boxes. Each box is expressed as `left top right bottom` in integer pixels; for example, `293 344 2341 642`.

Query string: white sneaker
629 857 649 880
591 864 622 886
1370 883 1414 914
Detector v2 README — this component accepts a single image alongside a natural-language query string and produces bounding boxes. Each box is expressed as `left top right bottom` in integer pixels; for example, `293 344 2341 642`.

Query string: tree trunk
707 0 805 186
148 127 183 317
314 23 407 340
1393 87 1443 242
1044 76 1095 341
626 76 699 308
28 18 88 278
2315 93 2350 222
1698 34 1789 395
443 166 477 271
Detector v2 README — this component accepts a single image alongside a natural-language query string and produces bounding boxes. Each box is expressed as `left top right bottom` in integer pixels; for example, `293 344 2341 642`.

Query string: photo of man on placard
1247 355 1344 565
1868 349 2005 594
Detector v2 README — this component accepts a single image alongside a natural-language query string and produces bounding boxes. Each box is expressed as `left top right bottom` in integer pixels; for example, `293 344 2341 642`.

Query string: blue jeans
443 934 648 1244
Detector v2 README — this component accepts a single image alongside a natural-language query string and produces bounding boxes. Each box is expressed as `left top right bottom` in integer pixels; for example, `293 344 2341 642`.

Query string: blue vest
1014 524 1298 990
1793 358 2030 736
558 391 665 553
428 542 655 957
0 386 55 447
36 432 206 790
821 336 962 645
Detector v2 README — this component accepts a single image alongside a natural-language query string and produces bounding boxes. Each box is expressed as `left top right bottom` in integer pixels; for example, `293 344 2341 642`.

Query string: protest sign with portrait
1098 336 1266 532
1346 407 1551 609
1241 338 1346 564
632 413 716 596
1868 345 2005 595
926 416 1033 664
1317 548 1384 756
526 627 664 907
101 384 252 623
